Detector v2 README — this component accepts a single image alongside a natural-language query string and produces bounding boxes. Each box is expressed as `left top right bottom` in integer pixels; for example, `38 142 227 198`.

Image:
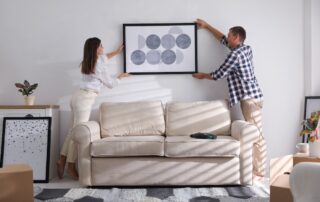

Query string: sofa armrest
73 121 101 186
231 120 259 185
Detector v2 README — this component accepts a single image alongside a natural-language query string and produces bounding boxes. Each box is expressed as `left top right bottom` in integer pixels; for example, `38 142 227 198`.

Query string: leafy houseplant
15 80 38 105
300 111 320 142
15 80 38 96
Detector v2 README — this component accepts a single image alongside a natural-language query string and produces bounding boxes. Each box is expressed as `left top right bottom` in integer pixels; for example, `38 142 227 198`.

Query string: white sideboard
0 105 59 181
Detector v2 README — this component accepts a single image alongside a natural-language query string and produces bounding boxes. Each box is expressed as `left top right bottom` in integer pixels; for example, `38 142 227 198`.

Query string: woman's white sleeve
96 55 120 89
99 70 120 89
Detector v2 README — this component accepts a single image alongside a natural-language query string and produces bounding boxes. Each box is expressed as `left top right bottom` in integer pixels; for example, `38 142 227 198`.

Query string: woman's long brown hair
81 37 101 74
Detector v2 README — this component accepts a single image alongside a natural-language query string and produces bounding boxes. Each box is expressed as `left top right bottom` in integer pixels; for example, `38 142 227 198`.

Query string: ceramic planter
24 96 35 105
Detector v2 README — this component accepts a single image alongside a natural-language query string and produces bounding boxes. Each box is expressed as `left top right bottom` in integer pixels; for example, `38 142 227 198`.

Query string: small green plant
15 80 38 96
300 111 320 142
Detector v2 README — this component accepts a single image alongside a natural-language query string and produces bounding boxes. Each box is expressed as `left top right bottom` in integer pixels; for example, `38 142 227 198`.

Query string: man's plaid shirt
210 36 263 107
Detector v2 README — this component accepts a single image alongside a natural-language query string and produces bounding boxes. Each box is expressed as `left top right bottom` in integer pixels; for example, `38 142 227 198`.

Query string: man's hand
192 73 213 80
195 19 208 29
195 19 224 41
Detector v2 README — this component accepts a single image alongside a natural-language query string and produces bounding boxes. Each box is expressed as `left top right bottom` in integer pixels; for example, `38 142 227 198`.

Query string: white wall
310 0 320 95
0 0 306 168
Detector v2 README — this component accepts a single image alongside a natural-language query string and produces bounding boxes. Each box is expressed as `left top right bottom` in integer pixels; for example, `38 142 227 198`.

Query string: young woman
56 37 129 180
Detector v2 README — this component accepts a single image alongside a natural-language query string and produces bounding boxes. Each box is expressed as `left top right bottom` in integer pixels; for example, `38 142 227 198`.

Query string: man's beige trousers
241 98 266 177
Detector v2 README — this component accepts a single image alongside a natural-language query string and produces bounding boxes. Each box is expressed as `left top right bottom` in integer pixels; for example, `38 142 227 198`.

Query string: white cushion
165 136 240 157
166 100 231 136
91 136 164 157
100 101 165 137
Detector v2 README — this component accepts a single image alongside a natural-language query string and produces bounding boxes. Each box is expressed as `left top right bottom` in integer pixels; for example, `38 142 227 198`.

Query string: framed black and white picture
302 96 320 142
123 23 198 74
0 117 51 182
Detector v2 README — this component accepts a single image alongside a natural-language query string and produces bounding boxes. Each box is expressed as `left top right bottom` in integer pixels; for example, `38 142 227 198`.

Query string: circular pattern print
161 50 176 65
131 50 146 65
161 34 175 49
176 34 191 49
146 34 161 49
146 50 161 65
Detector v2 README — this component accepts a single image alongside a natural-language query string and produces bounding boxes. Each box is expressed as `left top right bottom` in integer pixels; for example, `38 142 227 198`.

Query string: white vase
309 141 320 157
24 95 35 105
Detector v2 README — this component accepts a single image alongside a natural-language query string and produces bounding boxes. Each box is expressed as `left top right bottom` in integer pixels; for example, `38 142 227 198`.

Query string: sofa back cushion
100 101 165 137
166 100 231 136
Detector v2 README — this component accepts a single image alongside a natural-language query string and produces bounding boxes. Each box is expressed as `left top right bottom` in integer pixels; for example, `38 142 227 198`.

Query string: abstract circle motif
176 34 191 49
169 26 183 35
161 50 176 65
138 35 145 49
131 50 145 65
175 49 184 64
146 34 161 49
146 50 161 65
161 34 175 50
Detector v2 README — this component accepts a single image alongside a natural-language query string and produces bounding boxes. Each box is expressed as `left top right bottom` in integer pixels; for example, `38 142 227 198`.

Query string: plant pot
24 96 35 105
309 141 320 157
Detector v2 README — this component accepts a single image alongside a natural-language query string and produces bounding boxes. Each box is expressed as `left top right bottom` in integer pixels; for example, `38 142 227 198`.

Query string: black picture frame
302 96 320 142
123 23 198 74
0 117 51 183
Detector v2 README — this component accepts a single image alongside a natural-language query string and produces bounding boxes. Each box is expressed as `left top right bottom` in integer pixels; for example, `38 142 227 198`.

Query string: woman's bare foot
56 155 66 179
67 163 79 180
56 160 65 179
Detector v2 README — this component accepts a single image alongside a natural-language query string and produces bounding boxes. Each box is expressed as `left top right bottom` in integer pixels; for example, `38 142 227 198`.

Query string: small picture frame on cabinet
0 117 51 182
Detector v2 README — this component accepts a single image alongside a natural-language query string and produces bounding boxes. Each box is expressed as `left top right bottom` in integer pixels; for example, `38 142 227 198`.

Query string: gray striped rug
34 185 269 202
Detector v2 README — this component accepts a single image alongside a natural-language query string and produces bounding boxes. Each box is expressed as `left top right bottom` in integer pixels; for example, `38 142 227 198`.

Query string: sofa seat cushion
165 136 240 157
100 101 165 137
91 136 164 157
166 100 231 136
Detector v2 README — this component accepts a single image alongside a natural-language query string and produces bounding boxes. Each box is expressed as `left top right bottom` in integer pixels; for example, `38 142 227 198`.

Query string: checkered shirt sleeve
210 36 263 107
221 35 229 48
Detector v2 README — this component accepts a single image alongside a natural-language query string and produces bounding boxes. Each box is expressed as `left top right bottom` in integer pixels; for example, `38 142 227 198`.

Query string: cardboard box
269 154 320 202
269 155 293 184
293 153 320 166
270 174 293 202
0 164 33 202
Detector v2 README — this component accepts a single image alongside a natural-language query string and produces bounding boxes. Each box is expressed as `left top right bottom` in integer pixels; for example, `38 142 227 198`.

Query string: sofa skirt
91 157 240 186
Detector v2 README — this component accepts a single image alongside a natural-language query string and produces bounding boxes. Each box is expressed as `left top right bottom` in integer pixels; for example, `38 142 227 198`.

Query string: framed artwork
123 23 198 74
0 117 51 182
302 96 320 142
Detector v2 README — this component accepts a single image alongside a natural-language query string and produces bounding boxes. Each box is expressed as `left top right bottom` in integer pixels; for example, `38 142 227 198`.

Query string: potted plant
14 80 38 105
300 111 320 157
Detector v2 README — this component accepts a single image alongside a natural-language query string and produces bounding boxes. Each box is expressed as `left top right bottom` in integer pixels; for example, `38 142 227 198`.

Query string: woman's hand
107 44 124 59
116 44 124 55
117 72 130 79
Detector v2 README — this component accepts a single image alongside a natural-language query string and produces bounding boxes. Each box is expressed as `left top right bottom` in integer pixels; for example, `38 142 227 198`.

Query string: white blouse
80 55 119 93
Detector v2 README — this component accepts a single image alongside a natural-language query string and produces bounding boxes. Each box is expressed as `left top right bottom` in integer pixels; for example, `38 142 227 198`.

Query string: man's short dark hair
230 26 246 42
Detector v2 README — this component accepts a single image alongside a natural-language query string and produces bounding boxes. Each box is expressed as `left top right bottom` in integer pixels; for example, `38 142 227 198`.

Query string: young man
193 19 266 177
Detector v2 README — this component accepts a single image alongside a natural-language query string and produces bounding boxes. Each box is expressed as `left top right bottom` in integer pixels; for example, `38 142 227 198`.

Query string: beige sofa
73 100 259 186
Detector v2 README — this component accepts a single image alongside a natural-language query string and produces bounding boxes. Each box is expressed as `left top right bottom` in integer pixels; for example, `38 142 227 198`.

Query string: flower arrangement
14 80 38 96
301 111 320 142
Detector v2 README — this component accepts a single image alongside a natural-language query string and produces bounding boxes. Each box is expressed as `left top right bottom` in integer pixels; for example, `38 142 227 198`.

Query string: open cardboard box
293 153 320 166
269 155 293 202
269 153 320 202
270 174 293 202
